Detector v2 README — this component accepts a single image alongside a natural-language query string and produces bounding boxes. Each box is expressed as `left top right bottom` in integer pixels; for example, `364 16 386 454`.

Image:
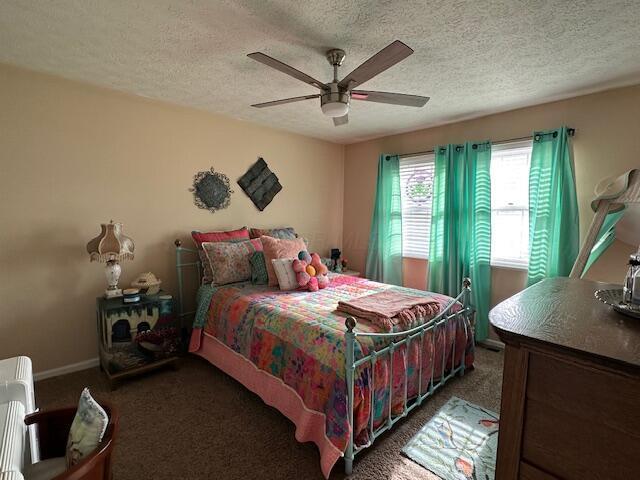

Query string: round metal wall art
189 167 233 213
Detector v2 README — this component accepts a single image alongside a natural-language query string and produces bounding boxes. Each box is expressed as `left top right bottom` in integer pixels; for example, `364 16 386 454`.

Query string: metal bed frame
174 240 473 475
174 240 201 324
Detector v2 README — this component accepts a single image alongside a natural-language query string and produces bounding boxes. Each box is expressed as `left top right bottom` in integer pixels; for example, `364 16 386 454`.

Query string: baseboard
34 357 100 381
478 338 505 351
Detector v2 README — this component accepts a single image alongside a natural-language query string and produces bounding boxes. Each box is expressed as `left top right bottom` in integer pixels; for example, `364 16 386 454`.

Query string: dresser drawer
520 461 558 480
521 352 640 479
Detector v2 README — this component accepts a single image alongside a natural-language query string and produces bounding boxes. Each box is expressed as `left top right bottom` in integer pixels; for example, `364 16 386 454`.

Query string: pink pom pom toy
295 250 331 292
296 271 310 287
298 250 312 263
317 274 330 289
292 259 306 273
310 253 322 268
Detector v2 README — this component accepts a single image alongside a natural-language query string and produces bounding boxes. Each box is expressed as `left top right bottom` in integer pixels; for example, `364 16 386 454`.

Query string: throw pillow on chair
23 389 116 480
65 388 108 467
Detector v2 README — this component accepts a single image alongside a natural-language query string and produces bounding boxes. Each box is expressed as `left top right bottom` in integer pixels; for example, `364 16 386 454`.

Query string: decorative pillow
250 251 269 285
249 227 297 240
191 227 250 283
191 227 249 245
260 235 308 286
202 238 262 286
292 251 330 291
66 388 108 467
271 258 299 291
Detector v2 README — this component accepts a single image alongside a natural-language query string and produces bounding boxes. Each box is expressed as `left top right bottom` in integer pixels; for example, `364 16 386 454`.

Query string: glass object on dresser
624 250 640 305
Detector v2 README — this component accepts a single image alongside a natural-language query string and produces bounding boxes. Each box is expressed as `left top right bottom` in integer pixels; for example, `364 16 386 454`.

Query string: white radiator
0 402 25 474
0 356 38 477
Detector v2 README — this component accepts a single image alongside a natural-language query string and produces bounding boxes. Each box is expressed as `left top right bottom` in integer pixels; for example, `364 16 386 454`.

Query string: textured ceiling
1 1 640 144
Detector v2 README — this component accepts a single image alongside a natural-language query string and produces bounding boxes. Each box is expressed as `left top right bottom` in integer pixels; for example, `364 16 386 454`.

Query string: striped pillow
271 258 299 291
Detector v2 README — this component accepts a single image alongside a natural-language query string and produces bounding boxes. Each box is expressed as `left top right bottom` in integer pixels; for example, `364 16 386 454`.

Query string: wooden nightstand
96 293 179 388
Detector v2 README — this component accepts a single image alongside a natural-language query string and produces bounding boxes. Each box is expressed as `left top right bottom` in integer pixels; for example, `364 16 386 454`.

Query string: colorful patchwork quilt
190 274 474 457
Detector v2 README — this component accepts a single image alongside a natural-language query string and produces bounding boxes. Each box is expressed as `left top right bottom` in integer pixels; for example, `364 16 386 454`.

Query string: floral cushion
260 235 307 286
249 227 297 240
250 251 268 285
202 238 263 286
271 258 298 290
66 388 108 467
191 227 250 283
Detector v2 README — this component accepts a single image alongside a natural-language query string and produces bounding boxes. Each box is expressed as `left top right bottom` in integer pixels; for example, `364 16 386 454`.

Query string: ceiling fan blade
351 90 429 107
333 114 348 126
338 40 413 90
247 52 327 90
251 94 320 108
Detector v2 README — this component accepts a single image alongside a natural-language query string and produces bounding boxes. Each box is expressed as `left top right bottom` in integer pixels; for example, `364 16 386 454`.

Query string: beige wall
403 257 429 290
344 85 640 325
0 64 345 373
2 62 638 371
583 239 637 284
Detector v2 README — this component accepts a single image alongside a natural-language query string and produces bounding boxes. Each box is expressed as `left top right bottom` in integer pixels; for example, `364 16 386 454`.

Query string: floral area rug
402 396 499 480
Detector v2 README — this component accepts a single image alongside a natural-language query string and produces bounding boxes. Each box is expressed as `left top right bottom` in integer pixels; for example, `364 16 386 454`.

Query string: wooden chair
23 403 118 480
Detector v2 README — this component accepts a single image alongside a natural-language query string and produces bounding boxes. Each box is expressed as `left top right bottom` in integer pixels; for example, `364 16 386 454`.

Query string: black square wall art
238 157 282 211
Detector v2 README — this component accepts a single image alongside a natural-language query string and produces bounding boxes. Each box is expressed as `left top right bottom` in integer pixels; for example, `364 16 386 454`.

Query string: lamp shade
86 221 134 263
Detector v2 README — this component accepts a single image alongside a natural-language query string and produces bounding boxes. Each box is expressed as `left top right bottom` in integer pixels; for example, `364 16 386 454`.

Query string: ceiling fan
247 40 429 126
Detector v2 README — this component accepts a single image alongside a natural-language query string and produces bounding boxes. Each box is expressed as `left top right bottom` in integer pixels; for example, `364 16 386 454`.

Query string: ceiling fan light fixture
321 101 349 118
320 90 350 117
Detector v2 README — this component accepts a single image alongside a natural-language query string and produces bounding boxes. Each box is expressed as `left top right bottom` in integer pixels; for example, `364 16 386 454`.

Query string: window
400 154 435 259
490 141 532 269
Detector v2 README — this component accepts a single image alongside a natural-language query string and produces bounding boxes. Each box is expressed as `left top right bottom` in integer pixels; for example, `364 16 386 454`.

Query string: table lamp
86 220 135 298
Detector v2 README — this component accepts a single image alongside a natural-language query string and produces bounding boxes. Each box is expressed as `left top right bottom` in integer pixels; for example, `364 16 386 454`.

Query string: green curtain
583 208 626 274
527 127 579 286
429 142 492 341
365 154 403 285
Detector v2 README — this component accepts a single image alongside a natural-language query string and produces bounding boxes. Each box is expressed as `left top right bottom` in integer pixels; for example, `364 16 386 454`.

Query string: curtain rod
397 128 576 159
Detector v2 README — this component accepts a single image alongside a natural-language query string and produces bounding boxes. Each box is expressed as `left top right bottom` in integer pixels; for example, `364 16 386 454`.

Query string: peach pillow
260 235 307 286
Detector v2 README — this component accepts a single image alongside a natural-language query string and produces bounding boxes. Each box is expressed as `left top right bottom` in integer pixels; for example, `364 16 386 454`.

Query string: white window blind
400 154 435 259
490 140 532 269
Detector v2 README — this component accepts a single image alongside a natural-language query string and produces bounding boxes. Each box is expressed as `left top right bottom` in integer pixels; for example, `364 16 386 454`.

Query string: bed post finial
345 316 357 333
462 277 471 290
175 239 182 248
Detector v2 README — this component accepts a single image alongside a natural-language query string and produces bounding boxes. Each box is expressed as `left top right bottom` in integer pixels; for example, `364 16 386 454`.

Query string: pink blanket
337 290 441 331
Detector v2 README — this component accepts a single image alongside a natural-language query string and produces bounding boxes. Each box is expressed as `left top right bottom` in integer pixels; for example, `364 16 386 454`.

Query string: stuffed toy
293 250 330 291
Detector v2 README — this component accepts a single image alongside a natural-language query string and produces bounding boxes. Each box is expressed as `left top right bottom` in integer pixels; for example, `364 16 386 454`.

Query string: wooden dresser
490 277 640 480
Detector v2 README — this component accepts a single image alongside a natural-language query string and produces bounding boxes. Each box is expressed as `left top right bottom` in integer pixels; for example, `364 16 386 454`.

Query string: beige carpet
35 347 503 480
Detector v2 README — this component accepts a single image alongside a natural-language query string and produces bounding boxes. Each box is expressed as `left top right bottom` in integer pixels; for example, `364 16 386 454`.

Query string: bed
175 241 474 478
